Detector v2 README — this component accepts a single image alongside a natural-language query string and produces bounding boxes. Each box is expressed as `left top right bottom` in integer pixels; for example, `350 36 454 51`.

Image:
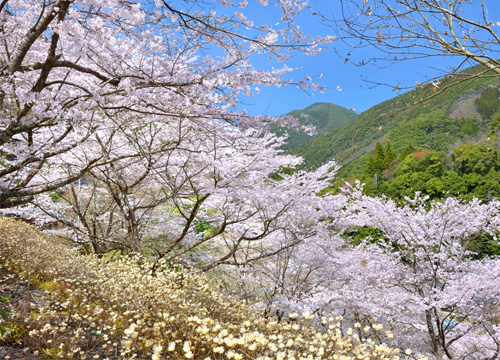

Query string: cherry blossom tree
34 118 180 253
0 0 331 208
245 191 500 360
336 194 500 360
33 115 340 275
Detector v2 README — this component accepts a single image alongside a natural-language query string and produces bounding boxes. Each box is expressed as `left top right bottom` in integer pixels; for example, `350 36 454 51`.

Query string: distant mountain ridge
271 102 357 153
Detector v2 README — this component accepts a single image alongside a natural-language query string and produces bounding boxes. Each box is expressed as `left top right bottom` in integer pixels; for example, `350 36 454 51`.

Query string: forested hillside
293 65 500 171
345 138 500 202
270 103 356 152
278 65 500 201
344 82 500 201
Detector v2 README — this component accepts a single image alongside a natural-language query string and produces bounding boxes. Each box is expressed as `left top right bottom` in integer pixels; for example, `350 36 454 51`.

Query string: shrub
0 218 408 360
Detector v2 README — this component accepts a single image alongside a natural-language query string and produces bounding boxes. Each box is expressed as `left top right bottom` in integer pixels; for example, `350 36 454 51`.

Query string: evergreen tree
365 155 376 176
460 118 479 136
373 142 385 175
384 141 395 169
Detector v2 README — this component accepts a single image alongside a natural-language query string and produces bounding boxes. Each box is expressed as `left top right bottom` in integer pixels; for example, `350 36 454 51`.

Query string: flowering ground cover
0 217 405 360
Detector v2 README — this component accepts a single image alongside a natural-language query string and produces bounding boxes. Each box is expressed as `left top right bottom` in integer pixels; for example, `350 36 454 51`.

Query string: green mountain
286 65 500 201
293 65 500 171
271 102 357 152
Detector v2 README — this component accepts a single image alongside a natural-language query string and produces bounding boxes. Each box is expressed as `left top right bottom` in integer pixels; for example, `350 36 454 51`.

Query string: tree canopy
0 0 333 208
335 0 500 96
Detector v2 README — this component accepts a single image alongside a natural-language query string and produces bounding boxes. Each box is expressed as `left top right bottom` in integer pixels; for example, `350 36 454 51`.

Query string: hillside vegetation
293 65 500 172
344 137 500 203
0 218 402 360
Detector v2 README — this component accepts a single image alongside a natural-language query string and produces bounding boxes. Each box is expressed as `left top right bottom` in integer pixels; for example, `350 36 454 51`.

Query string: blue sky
234 0 500 117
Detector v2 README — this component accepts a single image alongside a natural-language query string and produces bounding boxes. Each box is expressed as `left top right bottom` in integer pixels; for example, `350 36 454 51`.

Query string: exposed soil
447 89 484 120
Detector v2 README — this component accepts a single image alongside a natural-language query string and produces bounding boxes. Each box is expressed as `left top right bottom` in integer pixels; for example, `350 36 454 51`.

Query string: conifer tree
365 155 376 176
373 142 385 175
384 142 395 170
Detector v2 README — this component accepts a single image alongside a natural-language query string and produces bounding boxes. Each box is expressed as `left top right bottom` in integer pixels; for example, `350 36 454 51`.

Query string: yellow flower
213 346 224 354
302 312 314 320
153 344 163 355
